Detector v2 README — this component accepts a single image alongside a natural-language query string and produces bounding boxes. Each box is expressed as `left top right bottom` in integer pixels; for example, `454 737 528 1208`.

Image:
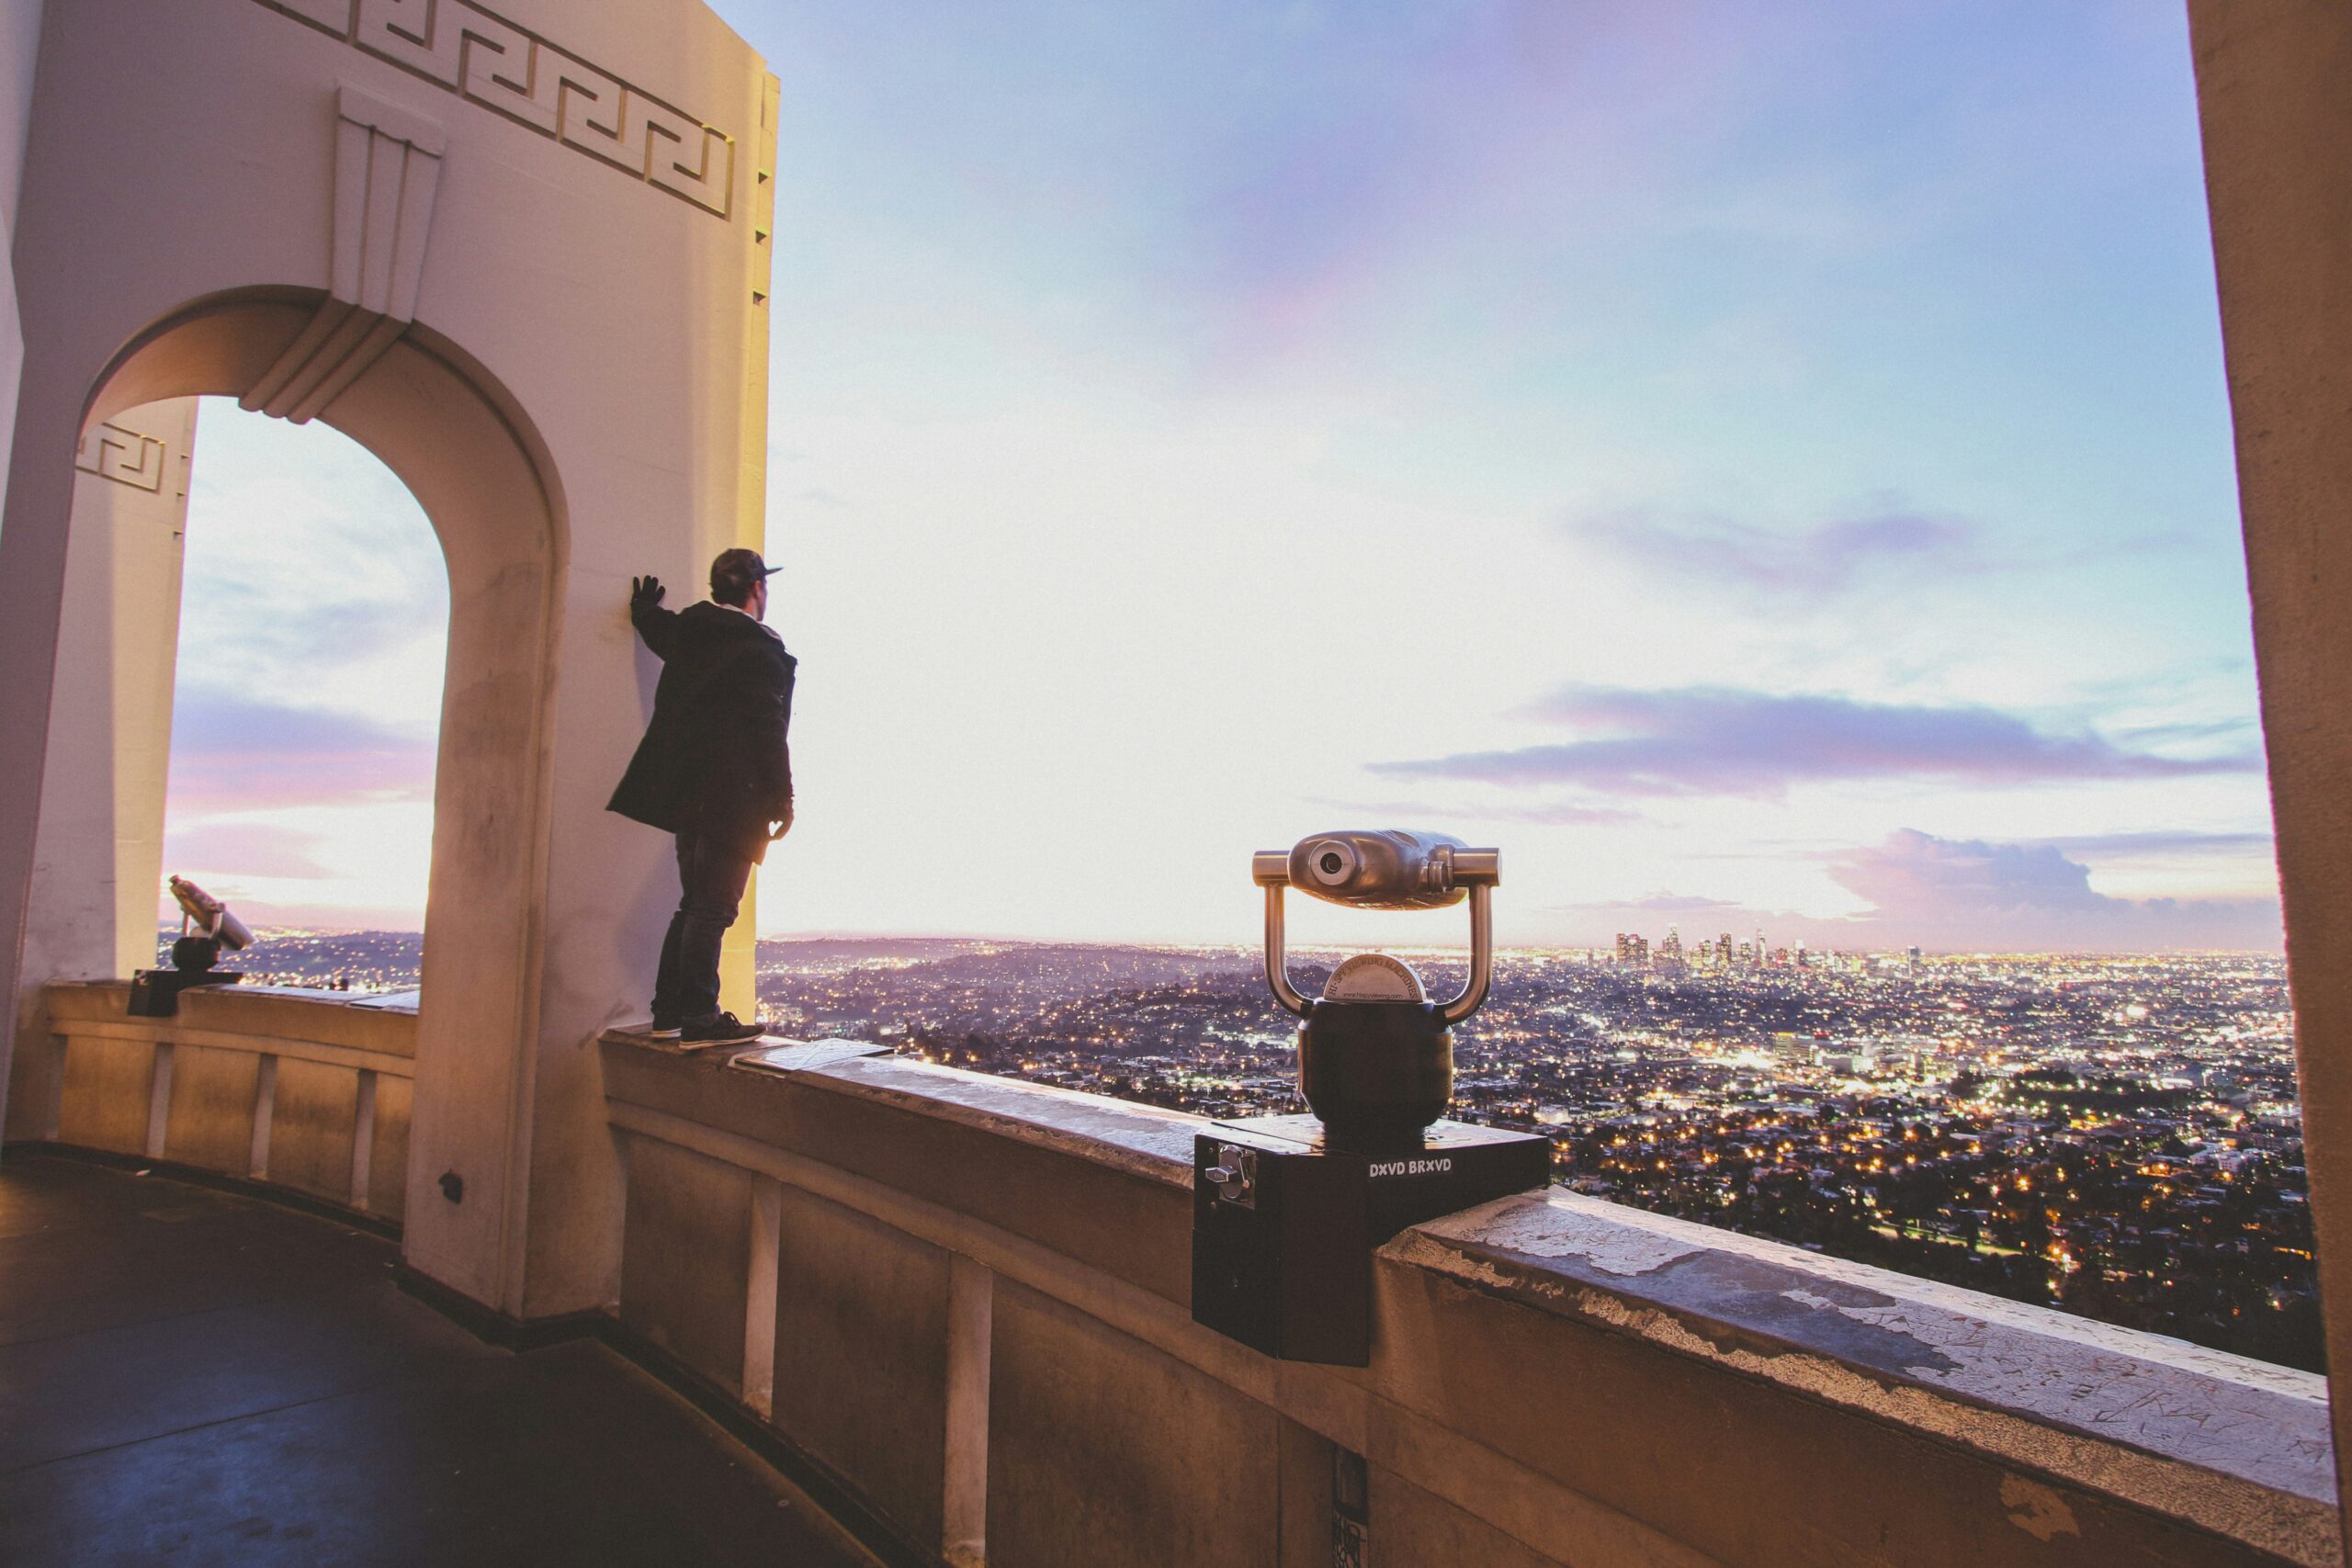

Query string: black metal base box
1191 1115 1549 1366
127 969 241 1018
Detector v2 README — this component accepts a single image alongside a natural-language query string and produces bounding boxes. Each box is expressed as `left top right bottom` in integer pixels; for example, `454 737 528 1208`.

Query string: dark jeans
652 830 753 1024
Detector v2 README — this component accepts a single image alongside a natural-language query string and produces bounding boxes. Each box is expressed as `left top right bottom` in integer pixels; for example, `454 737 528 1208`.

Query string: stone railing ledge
1393 1188 2338 1565
729 1038 893 1076
40 978 419 1059
598 1030 1201 1190
33 978 131 1023
797 1053 1200 1190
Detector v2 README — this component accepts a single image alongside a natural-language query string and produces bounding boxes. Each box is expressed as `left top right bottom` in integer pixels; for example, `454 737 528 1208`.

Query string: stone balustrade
17 980 415 1221
599 1033 2338 1568
9 989 2335 1565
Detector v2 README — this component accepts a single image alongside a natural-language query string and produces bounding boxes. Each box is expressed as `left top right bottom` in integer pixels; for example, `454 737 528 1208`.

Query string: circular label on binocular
1323 953 1426 1003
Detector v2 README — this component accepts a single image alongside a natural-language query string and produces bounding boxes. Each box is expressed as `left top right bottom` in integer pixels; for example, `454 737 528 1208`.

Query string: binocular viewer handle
1256 840 1498 1024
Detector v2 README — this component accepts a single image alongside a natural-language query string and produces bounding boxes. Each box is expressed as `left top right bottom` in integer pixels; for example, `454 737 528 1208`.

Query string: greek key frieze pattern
251 0 737 220
74 423 169 492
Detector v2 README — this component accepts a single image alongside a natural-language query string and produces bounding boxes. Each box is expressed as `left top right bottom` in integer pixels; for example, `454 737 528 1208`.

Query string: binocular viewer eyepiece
1254 830 1500 1151
1255 830 1499 1024
1254 829 1499 913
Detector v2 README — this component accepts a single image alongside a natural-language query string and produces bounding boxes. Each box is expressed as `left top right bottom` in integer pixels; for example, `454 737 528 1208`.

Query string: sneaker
679 1010 763 1046
648 1018 682 1040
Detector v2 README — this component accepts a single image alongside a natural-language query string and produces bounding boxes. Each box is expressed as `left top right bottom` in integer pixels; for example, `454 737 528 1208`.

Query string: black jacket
607 600 796 863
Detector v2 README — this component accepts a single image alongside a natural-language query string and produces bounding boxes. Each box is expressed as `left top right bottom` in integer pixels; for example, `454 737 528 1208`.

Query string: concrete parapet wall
24 1010 2336 1563
602 1036 2337 1568
24 981 414 1222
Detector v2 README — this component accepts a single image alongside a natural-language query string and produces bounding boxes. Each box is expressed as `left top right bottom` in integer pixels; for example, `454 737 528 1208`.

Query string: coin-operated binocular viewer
1192 831 1551 1365
1260 829 1498 1150
129 875 253 1018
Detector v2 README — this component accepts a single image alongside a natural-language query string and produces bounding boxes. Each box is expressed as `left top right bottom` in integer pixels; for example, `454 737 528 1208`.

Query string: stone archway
74 288 569 1308
0 0 778 1325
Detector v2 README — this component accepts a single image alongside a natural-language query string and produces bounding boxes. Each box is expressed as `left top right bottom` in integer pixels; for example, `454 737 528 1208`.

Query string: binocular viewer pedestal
126 968 242 1018
128 934 243 1019
1195 829 1543 1364
1296 997 1454 1153
1191 1114 1549 1367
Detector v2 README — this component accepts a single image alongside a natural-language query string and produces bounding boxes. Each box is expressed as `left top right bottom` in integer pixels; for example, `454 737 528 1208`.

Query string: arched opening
48 288 570 1304
148 400 447 994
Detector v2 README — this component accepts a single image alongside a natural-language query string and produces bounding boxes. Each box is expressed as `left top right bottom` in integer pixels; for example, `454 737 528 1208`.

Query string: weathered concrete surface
619 1134 752 1393
729 1039 892 1076
163 1043 261 1171
266 1056 358 1202
44 982 420 1061
808 1054 1202 1190
368 1072 411 1222
1371 1462 1582 1568
988 1277 1277 1568
39 984 415 1218
1394 1191 2335 1565
55 1035 151 1156
768 1181 953 1550
602 1038 1194 1306
2190 6 2352 1550
1274 1416 1338 1565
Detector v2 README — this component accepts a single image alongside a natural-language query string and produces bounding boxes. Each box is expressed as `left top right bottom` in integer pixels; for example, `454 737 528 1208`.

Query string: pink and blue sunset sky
160 0 2281 953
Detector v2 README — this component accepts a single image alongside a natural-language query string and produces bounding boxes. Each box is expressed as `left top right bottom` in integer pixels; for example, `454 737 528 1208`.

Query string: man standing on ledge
608 547 796 1046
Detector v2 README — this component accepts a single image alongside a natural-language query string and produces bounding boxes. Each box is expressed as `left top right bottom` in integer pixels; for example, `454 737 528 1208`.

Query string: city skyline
163 921 2314 1366
757 933 2314 1371
153 2 2281 951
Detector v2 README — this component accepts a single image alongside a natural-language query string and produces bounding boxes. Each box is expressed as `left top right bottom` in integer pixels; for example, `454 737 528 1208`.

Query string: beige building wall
2189 1 2352 1534
23 399 195 987
0 0 779 1327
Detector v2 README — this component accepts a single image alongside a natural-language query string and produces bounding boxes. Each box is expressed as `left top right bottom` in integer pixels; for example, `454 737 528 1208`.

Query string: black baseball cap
710 547 781 596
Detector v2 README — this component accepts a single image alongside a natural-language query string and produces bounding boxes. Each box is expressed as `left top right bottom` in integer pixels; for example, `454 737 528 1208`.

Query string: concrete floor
0 1152 872 1567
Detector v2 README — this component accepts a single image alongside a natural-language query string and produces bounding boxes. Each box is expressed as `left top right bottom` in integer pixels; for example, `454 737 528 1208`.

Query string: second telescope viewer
608 547 796 1045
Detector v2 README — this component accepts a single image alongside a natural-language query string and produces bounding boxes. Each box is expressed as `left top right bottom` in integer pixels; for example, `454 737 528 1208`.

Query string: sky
158 0 2282 953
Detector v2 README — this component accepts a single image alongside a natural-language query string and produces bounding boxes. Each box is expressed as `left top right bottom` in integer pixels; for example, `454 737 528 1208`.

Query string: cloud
179 897 425 933
1305 795 1640 827
1567 507 1984 600
185 590 439 673
166 685 436 811
1818 829 2279 952
2026 829 2273 859
1546 831 2280 953
175 401 448 719
1373 685 2256 798
162 822 337 880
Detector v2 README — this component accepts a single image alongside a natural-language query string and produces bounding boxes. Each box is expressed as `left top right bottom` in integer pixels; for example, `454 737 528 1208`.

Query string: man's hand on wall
630 575 665 614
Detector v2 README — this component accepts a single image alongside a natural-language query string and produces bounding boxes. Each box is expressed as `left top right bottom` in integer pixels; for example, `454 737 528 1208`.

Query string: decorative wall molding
243 85 446 423
251 0 736 220
74 423 169 491
333 85 447 327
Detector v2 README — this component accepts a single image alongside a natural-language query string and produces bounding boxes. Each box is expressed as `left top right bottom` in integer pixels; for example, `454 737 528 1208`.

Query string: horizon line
205 924 2286 960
